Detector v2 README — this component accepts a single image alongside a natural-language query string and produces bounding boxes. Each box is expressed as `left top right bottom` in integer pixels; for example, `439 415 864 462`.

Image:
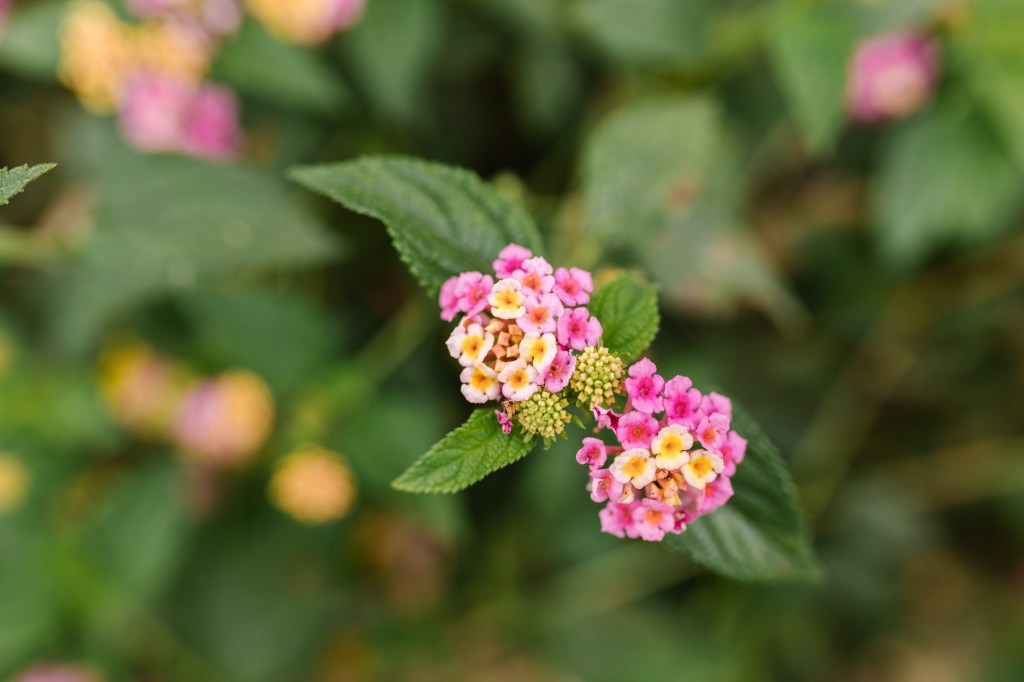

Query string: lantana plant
292 156 819 582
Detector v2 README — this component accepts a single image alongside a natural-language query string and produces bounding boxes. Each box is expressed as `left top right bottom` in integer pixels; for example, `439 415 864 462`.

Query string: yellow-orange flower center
622 456 647 478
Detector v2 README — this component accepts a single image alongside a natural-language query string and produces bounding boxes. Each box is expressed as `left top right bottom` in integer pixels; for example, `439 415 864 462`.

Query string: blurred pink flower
847 30 939 123
0 0 10 37
118 72 241 160
126 0 241 37
12 665 101 682
329 0 365 31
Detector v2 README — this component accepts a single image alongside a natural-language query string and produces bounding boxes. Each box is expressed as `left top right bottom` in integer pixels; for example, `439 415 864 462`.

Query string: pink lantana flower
455 271 494 318
495 409 513 434
557 307 602 351
624 358 665 414
516 256 555 297
700 392 732 420
694 476 734 519
695 412 730 452
488 278 526 320
593 405 621 431
518 332 557 373
847 30 939 123
118 72 194 153
599 501 639 539
329 0 366 31
719 430 747 476
446 322 494 367
517 293 563 334
615 411 659 450
493 243 533 278
681 449 724 490
553 267 593 306
178 81 243 160
589 468 624 503
540 349 576 393
576 437 608 469
632 499 675 542
438 276 461 322
664 376 703 429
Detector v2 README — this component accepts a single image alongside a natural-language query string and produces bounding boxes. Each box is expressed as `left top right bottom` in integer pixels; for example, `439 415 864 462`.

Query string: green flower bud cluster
570 346 624 407
517 388 571 440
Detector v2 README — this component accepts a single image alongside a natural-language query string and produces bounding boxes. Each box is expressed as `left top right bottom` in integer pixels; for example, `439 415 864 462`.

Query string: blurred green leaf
56 147 337 349
873 97 1021 268
572 0 709 67
0 163 55 206
667 406 821 582
291 156 544 295
0 0 63 80
0 516 61 670
181 288 338 395
514 42 584 136
581 96 722 243
88 459 189 602
341 0 444 125
214 21 349 116
392 409 535 493
588 272 658 361
768 6 858 153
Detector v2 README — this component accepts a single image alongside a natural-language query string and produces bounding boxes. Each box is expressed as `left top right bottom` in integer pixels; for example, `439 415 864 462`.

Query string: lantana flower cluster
439 243 616 442
576 358 747 542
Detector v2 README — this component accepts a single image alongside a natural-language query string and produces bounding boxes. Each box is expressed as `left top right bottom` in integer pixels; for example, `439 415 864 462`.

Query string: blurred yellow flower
269 447 356 524
243 0 363 45
58 1 211 113
0 455 30 516
172 370 275 467
100 342 190 439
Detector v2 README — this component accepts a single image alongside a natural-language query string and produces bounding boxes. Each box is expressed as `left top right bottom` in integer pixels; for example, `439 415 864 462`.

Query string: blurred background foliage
1 0 1024 680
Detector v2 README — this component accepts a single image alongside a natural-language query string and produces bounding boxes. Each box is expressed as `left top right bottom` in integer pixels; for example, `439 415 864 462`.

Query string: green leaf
572 0 709 68
767 6 858 153
291 156 544 295
340 0 444 126
214 20 350 116
588 273 659 361
873 97 1021 268
0 0 63 80
666 405 821 582
392 409 535 493
54 131 337 349
581 96 723 243
0 163 55 206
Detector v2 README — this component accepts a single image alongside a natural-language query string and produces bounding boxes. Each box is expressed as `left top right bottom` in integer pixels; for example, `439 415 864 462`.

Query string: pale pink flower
518 332 557 373
553 267 593 306
11 664 101 682
517 293 563 334
118 72 194 153
329 0 365 31
589 468 622 503
576 437 607 468
539 349 575 393
651 424 693 470
847 30 939 123
127 0 242 37
488 278 526 319
460 365 500 403
446 321 494 367
681 449 724 490
695 413 730 452
719 430 747 476
632 499 675 542
493 243 533 278
694 475 734 519
180 82 242 160
615 411 659 450
498 359 538 402
556 307 602 351
0 0 11 36
609 448 656 489
664 376 702 429
624 358 665 414
599 501 639 539
515 256 555 296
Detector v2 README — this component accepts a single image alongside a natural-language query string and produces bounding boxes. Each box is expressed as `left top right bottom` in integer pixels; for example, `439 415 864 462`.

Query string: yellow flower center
496 290 521 310
622 456 647 478
470 370 494 392
462 335 483 358
530 339 548 358
690 457 711 477
507 369 529 390
660 433 684 457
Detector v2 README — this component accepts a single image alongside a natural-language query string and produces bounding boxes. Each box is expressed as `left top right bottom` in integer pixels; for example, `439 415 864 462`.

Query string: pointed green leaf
393 409 535 493
666 405 821 582
290 156 544 295
0 163 55 206
588 273 659 361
